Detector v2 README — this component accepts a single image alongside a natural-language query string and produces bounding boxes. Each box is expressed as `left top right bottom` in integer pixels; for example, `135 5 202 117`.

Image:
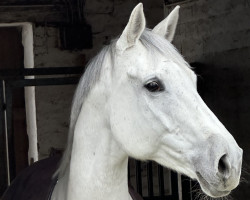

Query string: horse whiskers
191 182 199 190
191 185 203 200
242 162 250 173
192 188 202 193
241 167 250 177
193 189 205 200
191 186 233 200
239 176 248 184
239 165 250 185
191 188 202 196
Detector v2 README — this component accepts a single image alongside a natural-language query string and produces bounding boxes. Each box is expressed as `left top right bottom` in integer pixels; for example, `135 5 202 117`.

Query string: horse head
109 3 242 198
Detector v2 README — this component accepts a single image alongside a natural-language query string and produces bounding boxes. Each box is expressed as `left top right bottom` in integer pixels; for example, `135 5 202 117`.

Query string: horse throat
61 88 132 200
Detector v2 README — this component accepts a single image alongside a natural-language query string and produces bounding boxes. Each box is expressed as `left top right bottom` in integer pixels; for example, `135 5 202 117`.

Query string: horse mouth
196 172 231 198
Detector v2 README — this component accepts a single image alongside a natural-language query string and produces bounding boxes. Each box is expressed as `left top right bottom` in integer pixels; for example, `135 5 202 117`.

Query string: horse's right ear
116 3 146 52
152 6 180 42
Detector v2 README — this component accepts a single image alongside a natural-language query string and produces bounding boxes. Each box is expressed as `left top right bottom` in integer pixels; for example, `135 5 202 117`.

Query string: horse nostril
218 154 230 177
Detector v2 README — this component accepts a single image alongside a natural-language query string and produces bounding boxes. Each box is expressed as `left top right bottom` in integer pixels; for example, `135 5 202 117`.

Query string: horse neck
65 85 132 200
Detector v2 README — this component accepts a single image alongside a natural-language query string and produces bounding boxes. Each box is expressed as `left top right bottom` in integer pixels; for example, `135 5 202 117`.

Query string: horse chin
197 172 231 198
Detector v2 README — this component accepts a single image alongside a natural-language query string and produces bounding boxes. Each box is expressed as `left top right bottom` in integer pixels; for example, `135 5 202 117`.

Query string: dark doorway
0 27 28 194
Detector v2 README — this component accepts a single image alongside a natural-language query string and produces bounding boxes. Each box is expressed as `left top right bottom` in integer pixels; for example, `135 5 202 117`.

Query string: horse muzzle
195 144 243 197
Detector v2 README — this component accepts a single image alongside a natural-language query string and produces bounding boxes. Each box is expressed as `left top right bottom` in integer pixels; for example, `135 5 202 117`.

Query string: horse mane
55 29 188 178
55 44 115 177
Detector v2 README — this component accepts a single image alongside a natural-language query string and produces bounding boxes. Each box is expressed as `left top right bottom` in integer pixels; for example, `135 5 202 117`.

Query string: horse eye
144 81 164 92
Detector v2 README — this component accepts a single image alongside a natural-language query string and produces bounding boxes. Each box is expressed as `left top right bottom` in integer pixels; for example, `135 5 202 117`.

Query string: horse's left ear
116 3 146 52
152 6 180 42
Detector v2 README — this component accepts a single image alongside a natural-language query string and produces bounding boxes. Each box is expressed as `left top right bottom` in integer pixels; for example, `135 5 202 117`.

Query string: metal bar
0 69 80 186
158 165 165 197
0 81 8 195
0 68 82 196
6 76 80 88
5 83 16 182
181 175 192 200
171 171 179 199
135 160 142 195
146 162 153 197
2 81 10 187
0 66 83 78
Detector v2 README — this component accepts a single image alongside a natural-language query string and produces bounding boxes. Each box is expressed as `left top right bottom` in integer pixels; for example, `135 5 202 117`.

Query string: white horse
51 3 243 200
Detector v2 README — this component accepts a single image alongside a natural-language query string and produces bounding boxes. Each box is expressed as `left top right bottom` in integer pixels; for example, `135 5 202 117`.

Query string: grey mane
56 29 188 178
55 44 115 177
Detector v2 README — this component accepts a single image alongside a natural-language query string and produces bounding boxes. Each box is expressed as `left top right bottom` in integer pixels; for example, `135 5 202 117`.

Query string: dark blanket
2 156 143 200
2 156 60 200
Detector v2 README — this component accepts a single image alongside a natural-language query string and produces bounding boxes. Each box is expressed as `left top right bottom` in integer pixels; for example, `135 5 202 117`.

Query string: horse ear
116 3 146 51
152 6 180 42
